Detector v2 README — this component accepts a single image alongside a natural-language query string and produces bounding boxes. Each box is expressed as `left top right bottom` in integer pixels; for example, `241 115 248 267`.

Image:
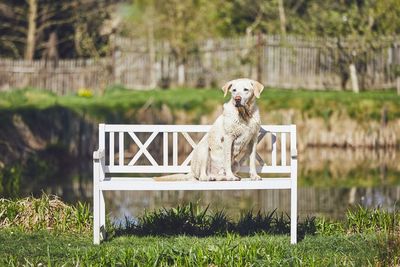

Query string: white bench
93 124 298 244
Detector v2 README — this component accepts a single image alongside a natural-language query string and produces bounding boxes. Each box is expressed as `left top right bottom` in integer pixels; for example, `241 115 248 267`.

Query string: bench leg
93 188 100 245
290 186 297 244
290 160 298 244
100 190 106 239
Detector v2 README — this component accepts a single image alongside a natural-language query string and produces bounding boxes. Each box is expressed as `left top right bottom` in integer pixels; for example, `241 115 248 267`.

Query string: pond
7 147 399 222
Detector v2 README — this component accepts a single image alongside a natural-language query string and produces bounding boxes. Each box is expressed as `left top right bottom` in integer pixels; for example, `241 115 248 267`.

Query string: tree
0 0 118 59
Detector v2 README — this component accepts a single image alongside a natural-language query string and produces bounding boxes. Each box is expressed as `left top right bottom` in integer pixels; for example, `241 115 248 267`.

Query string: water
15 147 398 222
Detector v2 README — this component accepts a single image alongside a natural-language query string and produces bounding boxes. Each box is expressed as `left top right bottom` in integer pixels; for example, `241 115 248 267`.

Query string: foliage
122 0 216 62
115 203 315 239
0 194 91 232
123 0 400 40
0 0 117 59
346 205 400 234
0 165 21 198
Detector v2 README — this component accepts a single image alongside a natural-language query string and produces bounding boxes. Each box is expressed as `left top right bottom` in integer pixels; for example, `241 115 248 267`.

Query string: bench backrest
98 124 297 174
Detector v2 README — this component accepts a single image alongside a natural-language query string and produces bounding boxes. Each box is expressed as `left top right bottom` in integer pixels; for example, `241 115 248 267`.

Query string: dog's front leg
223 134 240 181
249 137 261 180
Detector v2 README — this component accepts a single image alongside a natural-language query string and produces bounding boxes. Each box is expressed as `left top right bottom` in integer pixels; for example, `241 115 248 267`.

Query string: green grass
1 194 399 265
1 86 399 122
0 230 392 266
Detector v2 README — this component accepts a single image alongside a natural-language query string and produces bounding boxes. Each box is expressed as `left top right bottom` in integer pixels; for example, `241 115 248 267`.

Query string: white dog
157 78 264 181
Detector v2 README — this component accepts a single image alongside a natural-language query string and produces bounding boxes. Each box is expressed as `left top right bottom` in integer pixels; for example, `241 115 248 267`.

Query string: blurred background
0 0 399 221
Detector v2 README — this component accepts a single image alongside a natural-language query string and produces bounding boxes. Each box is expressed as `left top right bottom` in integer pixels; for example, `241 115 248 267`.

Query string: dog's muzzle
234 96 242 107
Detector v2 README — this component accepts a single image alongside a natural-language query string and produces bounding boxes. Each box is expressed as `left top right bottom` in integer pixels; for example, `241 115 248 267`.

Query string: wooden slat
109 132 114 166
173 132 178 166
127 132 159 166
119 131 124 166
181 132 196 148
100 177 292 191
281 132 286 166
163 132 168 166
271 132 277 166
105 165 291 174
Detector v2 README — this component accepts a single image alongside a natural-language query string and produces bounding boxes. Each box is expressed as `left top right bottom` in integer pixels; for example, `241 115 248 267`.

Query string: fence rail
1 35 400 94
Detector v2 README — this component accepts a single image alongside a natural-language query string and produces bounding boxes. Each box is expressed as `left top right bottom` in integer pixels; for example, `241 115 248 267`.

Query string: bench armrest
93 149 105 160
291 149 297 159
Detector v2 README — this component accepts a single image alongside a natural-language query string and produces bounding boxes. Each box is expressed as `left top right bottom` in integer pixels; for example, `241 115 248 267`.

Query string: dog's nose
234 96 242 102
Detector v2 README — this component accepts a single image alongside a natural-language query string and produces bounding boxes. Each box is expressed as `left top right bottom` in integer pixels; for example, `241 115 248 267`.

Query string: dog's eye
232 89 236 92
244 88 249 92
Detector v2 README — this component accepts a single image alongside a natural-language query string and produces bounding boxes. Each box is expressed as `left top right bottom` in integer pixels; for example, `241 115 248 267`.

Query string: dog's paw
207 176 217 181
226 174 241 181
250 173 261 180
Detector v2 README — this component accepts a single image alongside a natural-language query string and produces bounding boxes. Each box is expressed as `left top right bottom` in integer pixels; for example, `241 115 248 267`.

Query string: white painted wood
99 124 105 150
93 148 100 244
109 132 114 166
290 124 297 244
271 132 277 166
93 123 298 244
93 149 105 160
290 125 297 161
100 190 105 230
100 178 292 191
173 132 178 166
181 151 194 167
163 132 168 166
104 124 292 133
281 133 286 166
99 124 105 181
104 165 291 174
181 132 196 148
119 131 124 166
127 132 159 166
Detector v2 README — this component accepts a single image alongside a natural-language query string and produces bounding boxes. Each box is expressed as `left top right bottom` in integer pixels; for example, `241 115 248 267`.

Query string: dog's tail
153 173 195 181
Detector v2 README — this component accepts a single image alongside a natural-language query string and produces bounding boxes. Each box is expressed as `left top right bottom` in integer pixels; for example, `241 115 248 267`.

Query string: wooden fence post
256 33 264 84
349 63 359 93
178 63 185 86
112 36 122 85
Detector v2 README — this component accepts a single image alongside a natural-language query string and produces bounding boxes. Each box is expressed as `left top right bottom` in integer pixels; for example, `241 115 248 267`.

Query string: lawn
0 86 399 122
0 195 399 266
0 230 389 266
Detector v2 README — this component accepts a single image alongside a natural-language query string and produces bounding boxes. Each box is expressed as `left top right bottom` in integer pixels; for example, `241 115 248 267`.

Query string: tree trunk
25 0 37 60
278 0 287 38
147 12 156 88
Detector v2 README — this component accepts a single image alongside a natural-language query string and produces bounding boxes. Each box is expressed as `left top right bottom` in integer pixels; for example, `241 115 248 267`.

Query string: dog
156 78 264 181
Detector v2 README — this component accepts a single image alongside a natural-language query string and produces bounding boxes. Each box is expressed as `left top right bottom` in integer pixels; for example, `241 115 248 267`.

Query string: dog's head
222 78 264 107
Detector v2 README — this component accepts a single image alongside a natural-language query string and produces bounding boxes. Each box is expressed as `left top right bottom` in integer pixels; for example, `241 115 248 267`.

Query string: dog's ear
221 81 233 97
252 80 264 98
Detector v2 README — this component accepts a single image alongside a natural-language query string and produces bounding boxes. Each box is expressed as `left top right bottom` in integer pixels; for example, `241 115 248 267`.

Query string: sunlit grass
0 194 399 265
0 194 91 233
1 86 399 122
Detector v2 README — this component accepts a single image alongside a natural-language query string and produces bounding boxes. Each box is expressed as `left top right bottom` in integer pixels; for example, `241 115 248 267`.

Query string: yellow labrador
156 78 264 181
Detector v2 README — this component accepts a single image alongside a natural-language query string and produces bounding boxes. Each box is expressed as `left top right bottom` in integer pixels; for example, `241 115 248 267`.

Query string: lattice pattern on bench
101 124 296 174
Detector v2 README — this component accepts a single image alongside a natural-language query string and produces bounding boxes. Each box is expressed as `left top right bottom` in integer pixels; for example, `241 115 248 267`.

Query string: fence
0 58 112 94
1 35 400 94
